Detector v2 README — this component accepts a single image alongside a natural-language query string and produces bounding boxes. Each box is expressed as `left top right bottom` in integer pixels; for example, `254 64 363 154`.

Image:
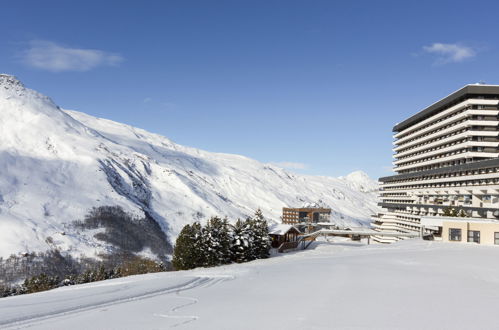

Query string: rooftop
393 84 499 133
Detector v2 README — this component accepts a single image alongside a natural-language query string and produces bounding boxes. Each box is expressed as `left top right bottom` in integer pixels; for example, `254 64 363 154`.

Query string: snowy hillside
0 74 379 258
1 240 499 329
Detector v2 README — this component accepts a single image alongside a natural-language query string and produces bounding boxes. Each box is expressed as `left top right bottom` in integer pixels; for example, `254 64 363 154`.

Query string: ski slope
0 74 379 259
1 239 498 329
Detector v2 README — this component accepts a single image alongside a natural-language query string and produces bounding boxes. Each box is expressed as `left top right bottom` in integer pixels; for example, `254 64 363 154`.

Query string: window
449 228 462 241
495 232 499 245
467 230 480 243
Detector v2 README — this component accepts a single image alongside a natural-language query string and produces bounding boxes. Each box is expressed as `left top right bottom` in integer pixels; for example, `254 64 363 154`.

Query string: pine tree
191 222 209 267
244 217 258 261
254 209 264 222
172 223 203 270
231 219 250 263
213 217 232 265
202 217 231 267
251 209 270 259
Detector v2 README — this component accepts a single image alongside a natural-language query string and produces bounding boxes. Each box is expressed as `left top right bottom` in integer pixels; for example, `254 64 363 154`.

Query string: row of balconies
394 129 498 157
371 220 420 233
394 137 469 162
394 128 469 154
394 105 498 144
393 106 471 140
397 117 469 146
375 214 422 225
397 153 499 174
381 178 499 191
381 168 499 188
395 109 498 146
395 150 499 173
393 98 499 140
395 119 499 152
394 141 498 166
395 136 499 162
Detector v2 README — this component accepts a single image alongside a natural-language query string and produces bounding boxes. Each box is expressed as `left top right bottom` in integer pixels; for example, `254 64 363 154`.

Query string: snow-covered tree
203 217 232 267
174 212 270 269
251 209 270 259
231 219 251 263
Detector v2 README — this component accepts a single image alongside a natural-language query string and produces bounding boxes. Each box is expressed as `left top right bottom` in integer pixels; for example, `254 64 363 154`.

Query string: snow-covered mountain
0 74 379 258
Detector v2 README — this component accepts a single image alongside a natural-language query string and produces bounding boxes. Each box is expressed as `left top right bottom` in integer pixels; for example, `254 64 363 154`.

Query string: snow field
1 239 498 329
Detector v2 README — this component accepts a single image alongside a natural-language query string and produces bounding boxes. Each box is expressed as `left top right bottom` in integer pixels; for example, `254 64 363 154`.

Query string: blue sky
2 0 499 179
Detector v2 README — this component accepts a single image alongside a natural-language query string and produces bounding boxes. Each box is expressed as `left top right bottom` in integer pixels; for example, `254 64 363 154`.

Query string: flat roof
283 207 331 212
393 84 499 133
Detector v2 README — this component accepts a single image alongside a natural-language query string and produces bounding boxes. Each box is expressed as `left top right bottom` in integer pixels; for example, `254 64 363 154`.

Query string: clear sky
2 0 499 179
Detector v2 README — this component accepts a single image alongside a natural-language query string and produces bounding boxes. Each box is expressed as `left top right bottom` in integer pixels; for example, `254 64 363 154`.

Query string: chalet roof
268 224 299 235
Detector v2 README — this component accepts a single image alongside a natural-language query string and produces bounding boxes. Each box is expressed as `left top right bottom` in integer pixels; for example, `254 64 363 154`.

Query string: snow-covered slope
2 240 499 330
0 74 379 258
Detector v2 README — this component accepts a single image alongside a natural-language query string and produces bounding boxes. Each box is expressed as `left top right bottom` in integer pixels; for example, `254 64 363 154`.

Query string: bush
442 207 469 217
23 274 60 294
117 256 167 276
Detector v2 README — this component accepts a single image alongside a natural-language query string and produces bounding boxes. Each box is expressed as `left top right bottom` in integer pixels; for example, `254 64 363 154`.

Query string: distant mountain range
0 74 379 259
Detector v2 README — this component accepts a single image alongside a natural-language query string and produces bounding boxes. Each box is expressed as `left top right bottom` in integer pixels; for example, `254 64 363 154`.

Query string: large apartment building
373 84 499 243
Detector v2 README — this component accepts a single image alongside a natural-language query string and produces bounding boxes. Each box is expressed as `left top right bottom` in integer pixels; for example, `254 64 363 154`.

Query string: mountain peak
0 74 25 93
344 170 370 181
339 170 378 193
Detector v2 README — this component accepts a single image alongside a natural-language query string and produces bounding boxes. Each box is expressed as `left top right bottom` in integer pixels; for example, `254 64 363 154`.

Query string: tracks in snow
0 275 233 329
153 275 234 328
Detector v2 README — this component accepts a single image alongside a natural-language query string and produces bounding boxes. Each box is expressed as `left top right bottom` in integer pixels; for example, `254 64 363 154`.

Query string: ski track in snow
0 276 233 329
154 293 199 327
153 275 235 328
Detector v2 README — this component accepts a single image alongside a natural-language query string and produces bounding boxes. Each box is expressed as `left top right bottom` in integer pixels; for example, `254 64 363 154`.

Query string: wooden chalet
268 224 301 252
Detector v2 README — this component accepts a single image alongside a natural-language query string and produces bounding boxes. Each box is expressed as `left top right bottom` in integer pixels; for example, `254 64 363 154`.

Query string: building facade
420 216 499 245
373 84 499 243
282 207 331 233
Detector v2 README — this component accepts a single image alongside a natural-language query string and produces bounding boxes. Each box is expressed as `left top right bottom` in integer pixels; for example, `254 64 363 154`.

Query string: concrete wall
442 221 499 245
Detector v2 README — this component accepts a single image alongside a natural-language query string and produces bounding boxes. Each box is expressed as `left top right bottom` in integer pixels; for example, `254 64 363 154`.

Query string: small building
421 216 499 245
282 207 331 225
282 207 331 233
268 224 301 250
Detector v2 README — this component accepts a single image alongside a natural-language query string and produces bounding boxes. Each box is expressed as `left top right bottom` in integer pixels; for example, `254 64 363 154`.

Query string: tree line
0 254 167 297
172 210 270 270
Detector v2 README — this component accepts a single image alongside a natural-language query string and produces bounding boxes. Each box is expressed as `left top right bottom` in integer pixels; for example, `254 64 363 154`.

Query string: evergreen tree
202 217 231 267
209 216 232 265
252 210 270 259
172 224 202 270
231 219 250 263
244 217 257 261
191 222 208 267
